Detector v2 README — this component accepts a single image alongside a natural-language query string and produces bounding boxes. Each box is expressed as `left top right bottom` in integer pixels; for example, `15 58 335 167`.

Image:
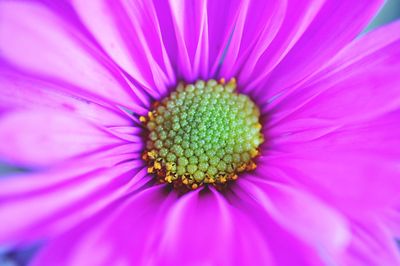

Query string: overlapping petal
263 21 400 213
31 187 273 265
234 176 350 260
0 110 136 167
265 111 400 215
0 0 146 111
68 0 287 87
70 0 175 97
248 0 384 101
0 69 133 126
345 217 400 265
267 20 400 125
0 146 149 245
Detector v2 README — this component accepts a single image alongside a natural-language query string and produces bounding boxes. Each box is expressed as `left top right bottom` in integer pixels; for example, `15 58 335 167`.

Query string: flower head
0 0 400 265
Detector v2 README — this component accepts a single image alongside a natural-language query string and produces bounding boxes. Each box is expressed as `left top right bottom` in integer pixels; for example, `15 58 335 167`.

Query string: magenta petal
146 0 284 83
261 22 400 214
266 109 400 214
386 209 400 238
0 1 140 109
236 177 350 258
238 0 325 90
219 0 286 80
153 0 228 81
0 110 127 167
71 0 248 85
268 22 400 127
0 70 131 126
30 186 174 266
249 0 383 101
0 149 148 245
151 188 273 265
31 187 273 265
292 21 400 124
345 218 400 265
163 0 210 80
70 0 175 96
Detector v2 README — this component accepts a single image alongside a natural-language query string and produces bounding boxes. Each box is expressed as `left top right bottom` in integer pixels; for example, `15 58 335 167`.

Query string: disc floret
141 78 263 191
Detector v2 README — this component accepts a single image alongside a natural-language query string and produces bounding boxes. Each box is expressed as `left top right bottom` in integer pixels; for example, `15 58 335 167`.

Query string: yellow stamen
139 116 147 123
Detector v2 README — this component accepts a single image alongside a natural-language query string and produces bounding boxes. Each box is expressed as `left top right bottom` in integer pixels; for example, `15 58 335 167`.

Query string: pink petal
71 0 237 85
162 0 210 80
151 188 273 265
153 0 241 81
30 186 175 266
151 0 284 83
0 147 149 245
385 208 400 238
70 0 175 97
0 110 129 167
262 110 400 214
344 217 400 265
261 22 400 213
0 1 143 110
238 0 325 89
235 177 350 260
268 26 400 127
219 0 287 80
295 20 400 124
249 0 383 102
0 69 132 126
32 187 274 265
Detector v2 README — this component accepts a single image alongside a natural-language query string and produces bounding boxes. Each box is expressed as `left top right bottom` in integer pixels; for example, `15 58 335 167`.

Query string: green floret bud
143 78 263 189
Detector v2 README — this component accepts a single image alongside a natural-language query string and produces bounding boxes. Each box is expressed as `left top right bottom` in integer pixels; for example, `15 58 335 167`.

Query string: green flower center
141 78 263 191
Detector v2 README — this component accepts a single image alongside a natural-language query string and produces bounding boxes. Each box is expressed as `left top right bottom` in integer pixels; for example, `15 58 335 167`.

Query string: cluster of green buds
141 78 263 191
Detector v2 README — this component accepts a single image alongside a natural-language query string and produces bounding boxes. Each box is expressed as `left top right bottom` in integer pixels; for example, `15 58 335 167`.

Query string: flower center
141 78 263 191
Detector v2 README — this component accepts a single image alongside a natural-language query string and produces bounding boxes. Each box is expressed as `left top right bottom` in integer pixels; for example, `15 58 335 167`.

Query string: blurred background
0 0 400 265
364 0 400 33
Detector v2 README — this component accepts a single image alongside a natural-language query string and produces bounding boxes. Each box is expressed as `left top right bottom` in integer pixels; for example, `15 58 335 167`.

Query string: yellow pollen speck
148 150 157 159
165 175 173 183
139 116 147 123
148 111 154 120
247 162 257 171
250 149 259 157
154 161 162 170
237 164 247 172
166 163 175 171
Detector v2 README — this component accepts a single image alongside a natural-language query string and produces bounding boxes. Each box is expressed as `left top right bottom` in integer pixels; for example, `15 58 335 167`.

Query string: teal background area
365 0 400 32
0 0 400 265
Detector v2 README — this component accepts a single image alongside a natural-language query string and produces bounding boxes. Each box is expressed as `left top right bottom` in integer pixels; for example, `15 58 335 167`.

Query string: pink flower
0 0 400 265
